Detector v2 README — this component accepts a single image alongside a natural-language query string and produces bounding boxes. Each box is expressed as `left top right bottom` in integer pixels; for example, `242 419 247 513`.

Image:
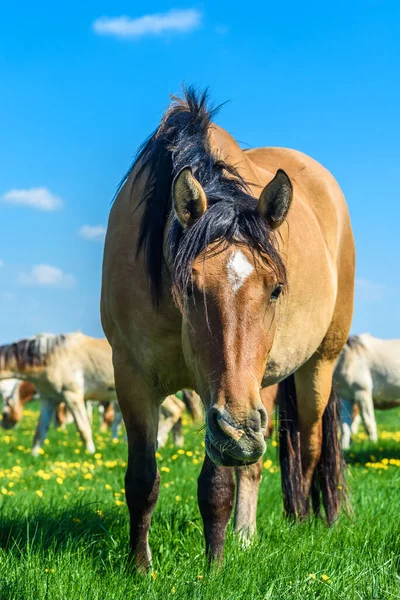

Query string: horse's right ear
172 167 208 229
257 169 293 229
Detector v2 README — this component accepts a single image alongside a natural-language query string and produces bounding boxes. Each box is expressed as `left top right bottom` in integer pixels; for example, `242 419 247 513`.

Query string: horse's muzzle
205 406 267 466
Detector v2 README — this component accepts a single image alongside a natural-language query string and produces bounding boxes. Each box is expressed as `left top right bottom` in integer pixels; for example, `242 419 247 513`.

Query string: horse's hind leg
355 389 377 442
198 454 235 562
234 458 262 547
350 404 362 435
341 399 353 450
63 391 95 454
294 356 344 524
113 353 160 571
32 398 56 456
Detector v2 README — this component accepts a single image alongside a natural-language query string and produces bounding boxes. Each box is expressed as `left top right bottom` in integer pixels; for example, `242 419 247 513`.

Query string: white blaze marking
226 251 254 292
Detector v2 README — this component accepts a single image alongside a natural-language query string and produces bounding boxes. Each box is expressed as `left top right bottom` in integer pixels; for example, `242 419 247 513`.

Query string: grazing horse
0 333 117 455
0 379 37 429
335 334 400 449
101 89 355 568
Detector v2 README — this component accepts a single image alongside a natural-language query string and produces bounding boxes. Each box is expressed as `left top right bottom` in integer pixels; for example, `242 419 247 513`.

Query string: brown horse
101 89 355 568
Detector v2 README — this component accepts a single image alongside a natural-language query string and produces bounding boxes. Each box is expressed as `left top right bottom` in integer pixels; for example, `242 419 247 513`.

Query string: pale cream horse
101 88 355 568
335 334 400 449
0 333 116 455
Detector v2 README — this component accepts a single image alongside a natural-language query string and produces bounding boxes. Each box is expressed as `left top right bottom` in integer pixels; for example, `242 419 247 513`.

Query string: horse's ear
172 167 208 228
257 169 293 229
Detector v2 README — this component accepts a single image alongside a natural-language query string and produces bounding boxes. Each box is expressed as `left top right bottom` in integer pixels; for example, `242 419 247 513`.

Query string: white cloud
78 225 106 241
92 9 202 39
18 264 75 288
2 187 63 211
355 279 386 302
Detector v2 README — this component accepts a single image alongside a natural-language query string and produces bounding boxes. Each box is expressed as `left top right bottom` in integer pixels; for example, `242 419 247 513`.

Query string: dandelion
151 571 157 581
74 449 80 455
56 477 63 485
155 452 162 459
186 451 193 457
94 453 102 459
193 458 199 465
307 573 316 580
161 466 170 473
178 449 185 455
115 500 125 506
263 459 272 470
78 486 85 491
36 490 43 498
84 473 93 480
8 482 14 488
45 568 55 573
321 574 331 583
171 586 176 594
272 440 278 447
175 495 181 502
172 454 178 460
96 510 103 517
196 575 203 580
1 488 8 495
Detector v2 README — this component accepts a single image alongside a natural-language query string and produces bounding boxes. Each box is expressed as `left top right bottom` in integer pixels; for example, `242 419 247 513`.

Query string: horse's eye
270 285 283 302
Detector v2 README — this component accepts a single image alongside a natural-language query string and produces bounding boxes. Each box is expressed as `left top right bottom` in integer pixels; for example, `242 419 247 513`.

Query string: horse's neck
208 125 268 194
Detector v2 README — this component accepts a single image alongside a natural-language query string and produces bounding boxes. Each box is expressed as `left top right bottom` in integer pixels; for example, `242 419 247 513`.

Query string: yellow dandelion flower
38 448 45 455
1 488 8 495
105 484 112 490
78 486 85 491
155 452 162 459
84 473 93 480
74 449 80 454
115 500 125 506
196 575 203 579
36 490 43 498
94 453 102 459
171 586 176 594
263 459 272 470
307 573 316 580
321 574 331 583
164 483 170 488
56 477 63 485
114 492 121 498
186 451 193 457
193 458 199 465
151 571 157 580
161 466 170 473
172 454 178 460
44 439 49 445
8 482 14 488
45 568 55 573
112 438 119 444
175 495 181 502
178 449 185 455
272 440 278 447
96 510 103 517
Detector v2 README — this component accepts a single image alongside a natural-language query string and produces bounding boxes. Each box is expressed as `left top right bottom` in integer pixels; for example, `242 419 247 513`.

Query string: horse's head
170 167 292 466
1 380 22 429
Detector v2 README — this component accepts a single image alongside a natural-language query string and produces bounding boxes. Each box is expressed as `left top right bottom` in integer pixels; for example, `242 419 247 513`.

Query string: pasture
0 403 399 600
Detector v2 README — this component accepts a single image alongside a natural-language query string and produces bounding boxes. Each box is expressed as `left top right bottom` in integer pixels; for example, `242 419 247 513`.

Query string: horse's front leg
32 398 56 456
113 354 160 571
234 458 263 547
198 455 235 562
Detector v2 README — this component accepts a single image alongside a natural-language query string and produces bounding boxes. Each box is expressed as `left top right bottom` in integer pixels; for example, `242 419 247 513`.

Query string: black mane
121 87 286 307
0 334 67 372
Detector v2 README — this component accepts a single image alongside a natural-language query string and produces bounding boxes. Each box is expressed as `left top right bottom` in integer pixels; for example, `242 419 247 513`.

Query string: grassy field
0 403 399 599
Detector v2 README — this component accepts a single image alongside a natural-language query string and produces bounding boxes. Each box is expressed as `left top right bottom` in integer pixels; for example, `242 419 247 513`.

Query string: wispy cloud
92 9 202 39
18 264 75 288
2 187 63 211
78 225 106 241
355 278 386 302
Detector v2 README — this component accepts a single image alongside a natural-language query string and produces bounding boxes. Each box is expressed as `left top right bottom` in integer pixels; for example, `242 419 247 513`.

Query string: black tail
312 386 348 525
278 375 348 524
278 375 305 519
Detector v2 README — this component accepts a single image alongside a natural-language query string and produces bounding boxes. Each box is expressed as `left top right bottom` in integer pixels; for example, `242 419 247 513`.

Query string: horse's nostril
259 407 268 431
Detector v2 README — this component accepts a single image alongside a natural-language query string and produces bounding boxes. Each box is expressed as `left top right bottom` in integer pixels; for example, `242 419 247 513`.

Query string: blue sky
0 0 399 343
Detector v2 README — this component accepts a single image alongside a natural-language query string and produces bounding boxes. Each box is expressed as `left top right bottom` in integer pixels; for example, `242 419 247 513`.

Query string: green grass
0 404 400 599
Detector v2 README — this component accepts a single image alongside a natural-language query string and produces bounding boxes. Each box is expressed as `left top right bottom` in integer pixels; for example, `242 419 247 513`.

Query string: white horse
0 332 117 455
334 334 400 449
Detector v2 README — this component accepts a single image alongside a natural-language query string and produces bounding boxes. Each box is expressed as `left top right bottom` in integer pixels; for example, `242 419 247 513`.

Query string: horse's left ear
257 169 293 229
172 167 208 229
